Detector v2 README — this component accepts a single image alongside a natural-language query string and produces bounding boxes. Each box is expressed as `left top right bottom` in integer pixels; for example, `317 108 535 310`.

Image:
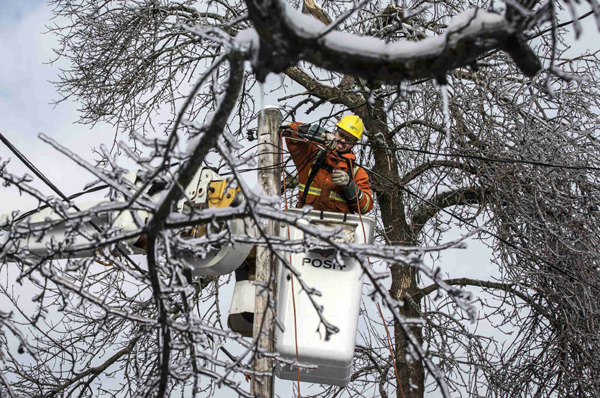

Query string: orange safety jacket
285 123 374 215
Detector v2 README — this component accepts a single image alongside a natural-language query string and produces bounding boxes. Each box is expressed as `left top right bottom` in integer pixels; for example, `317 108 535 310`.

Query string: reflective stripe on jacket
285 122 374 214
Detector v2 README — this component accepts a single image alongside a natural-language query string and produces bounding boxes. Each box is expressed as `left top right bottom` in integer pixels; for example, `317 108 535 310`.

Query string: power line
354 141 600 172
363 164 600 294
276 118 600 173
0 133 73 203
11 184 110 225
0 132 145 275
277 119 600 172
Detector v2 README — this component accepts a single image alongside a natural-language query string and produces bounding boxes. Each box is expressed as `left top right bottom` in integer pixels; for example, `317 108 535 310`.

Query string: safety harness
299 149 334 207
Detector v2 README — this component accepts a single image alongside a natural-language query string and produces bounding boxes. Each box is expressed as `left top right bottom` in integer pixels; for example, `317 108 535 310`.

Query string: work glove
280 122 302 136
322 132 336 147
280 126 294 136
331 169 350 187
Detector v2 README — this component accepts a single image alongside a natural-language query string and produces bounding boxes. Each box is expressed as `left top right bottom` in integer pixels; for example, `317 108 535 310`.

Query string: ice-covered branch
411 187 487 235
243 1 541 82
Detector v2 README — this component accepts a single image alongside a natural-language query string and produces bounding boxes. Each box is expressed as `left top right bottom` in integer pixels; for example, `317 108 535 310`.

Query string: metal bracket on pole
252 106 283 398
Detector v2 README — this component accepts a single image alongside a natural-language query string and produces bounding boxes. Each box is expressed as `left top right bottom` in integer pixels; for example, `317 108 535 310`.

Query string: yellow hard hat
336 114 364 140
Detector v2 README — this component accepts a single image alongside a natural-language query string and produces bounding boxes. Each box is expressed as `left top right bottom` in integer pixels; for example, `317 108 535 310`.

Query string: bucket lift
227 208 377 385
275 208 376 386
0 165 376 387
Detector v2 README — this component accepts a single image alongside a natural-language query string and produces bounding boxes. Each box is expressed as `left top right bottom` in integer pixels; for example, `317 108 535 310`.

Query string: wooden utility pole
252 106 283 398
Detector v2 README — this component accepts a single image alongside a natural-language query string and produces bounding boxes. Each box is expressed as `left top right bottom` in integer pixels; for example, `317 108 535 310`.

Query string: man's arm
283 122 318 171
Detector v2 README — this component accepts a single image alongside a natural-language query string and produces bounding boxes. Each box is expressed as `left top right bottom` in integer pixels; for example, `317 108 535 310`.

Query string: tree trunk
389 264 424 398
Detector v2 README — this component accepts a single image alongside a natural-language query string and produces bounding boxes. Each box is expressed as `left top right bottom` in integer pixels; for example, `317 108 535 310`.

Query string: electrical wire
0 132 145 275
7 162 183 225
352 141 600 172
0 133 74 204
11 184 110 225
278 119 600 173
276 113 600 173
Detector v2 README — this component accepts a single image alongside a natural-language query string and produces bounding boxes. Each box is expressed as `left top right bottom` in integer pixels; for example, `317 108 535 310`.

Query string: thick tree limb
399 160 479 186
147 53 244 228
285 66 364 109
142 52 244 398
389 119 446 139
411 187 486 235
417 277 556 326
245 1 541 82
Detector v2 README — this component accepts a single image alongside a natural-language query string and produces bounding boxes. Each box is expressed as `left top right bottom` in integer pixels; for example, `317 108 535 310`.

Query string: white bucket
275 209 376 386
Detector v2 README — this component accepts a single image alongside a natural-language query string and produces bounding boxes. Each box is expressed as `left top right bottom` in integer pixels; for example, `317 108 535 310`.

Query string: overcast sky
1 1 599 396
0 0 122 214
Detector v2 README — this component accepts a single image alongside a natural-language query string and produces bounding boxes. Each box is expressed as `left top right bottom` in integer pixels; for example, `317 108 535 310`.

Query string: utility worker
229 115 373 336
283 114 373 215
